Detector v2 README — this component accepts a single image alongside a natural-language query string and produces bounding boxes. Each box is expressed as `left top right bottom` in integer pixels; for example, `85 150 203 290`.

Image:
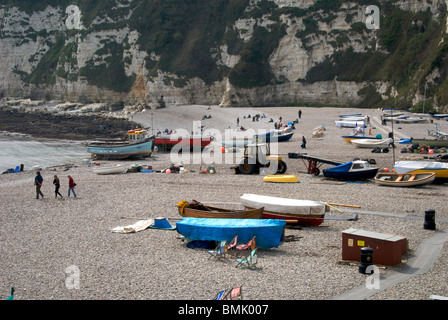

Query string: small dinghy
374 172 436 187
263 175 299 183
351 138 393 149
92 164 128 175
177 200 263 219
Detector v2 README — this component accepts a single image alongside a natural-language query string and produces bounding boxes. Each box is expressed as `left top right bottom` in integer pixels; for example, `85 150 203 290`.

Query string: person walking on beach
298 109 302 119
67 175 77 198
301 136 307 149
53 175 63 199
34 171 44 199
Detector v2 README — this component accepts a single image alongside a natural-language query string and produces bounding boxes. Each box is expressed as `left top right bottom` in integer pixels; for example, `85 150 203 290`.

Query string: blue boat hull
323 161 378 180
255 131 294 142
323 169 378 180
86 137 155 160
176 218 286 249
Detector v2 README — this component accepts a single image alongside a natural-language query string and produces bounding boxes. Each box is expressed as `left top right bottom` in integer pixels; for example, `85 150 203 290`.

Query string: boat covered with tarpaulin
394 161 448 183
239 194 328 226
176 218 285 249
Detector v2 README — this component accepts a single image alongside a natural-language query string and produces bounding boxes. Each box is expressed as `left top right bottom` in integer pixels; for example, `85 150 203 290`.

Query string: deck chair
226 236 238 255
223 286 242 300
235 248 257 269
213 289 228 300
5 288 14 300
208 240 228 260
236 236 256 252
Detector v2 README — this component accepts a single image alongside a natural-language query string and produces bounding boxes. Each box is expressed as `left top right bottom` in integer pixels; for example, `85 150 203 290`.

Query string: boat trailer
288 153 342 176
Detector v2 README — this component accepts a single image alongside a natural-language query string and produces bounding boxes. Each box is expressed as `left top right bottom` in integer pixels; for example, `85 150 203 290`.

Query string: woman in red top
67 175 77 198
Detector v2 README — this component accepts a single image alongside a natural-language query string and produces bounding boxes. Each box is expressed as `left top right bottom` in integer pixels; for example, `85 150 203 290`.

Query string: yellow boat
263 175 299 183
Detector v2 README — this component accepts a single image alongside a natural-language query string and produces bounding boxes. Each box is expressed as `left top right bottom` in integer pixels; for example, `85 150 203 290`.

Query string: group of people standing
34 171 77 199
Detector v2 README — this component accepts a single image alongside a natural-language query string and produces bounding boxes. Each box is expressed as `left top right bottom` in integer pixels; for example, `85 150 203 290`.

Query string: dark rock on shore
0 106 143 140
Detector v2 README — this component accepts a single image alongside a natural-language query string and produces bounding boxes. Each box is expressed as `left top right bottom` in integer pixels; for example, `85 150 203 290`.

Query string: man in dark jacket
35 171 44 199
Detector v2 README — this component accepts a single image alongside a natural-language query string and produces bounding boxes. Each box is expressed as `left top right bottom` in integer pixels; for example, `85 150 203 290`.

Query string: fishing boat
410 138 448 148
394 161 448 183
155 135 212 151
239 194 328 226
323 160 378 180
254 129 294 142
85 129 155 160
176 217 286 249
177 200 263 219
92 164 128 175
351 138 393 148
263 175 299 183
374 172 435 187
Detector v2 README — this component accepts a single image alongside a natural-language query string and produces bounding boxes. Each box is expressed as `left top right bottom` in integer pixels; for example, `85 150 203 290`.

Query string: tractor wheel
314 168 320 176
239 161 256 174
276 160 287 174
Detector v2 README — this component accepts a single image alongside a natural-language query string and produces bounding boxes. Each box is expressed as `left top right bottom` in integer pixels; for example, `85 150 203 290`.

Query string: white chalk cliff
0 0 447 110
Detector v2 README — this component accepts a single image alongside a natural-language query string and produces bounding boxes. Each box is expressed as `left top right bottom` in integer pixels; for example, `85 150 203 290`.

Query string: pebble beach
1 105 447 301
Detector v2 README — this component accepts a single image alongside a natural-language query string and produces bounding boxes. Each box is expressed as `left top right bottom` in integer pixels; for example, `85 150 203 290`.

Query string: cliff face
1 0 448 111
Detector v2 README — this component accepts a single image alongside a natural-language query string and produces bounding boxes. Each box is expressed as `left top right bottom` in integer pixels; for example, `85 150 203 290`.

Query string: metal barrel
358 247 374 274
424 209 436 230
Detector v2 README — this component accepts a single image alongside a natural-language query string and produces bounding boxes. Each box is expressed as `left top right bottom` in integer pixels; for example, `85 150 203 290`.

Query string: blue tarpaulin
176 218 286 249
324 161 352 173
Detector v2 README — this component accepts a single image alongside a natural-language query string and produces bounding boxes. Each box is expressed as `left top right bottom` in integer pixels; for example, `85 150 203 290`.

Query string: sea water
0 134 89 173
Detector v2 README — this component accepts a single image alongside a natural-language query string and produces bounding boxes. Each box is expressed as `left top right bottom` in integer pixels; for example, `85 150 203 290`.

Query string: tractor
234 142 287 175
